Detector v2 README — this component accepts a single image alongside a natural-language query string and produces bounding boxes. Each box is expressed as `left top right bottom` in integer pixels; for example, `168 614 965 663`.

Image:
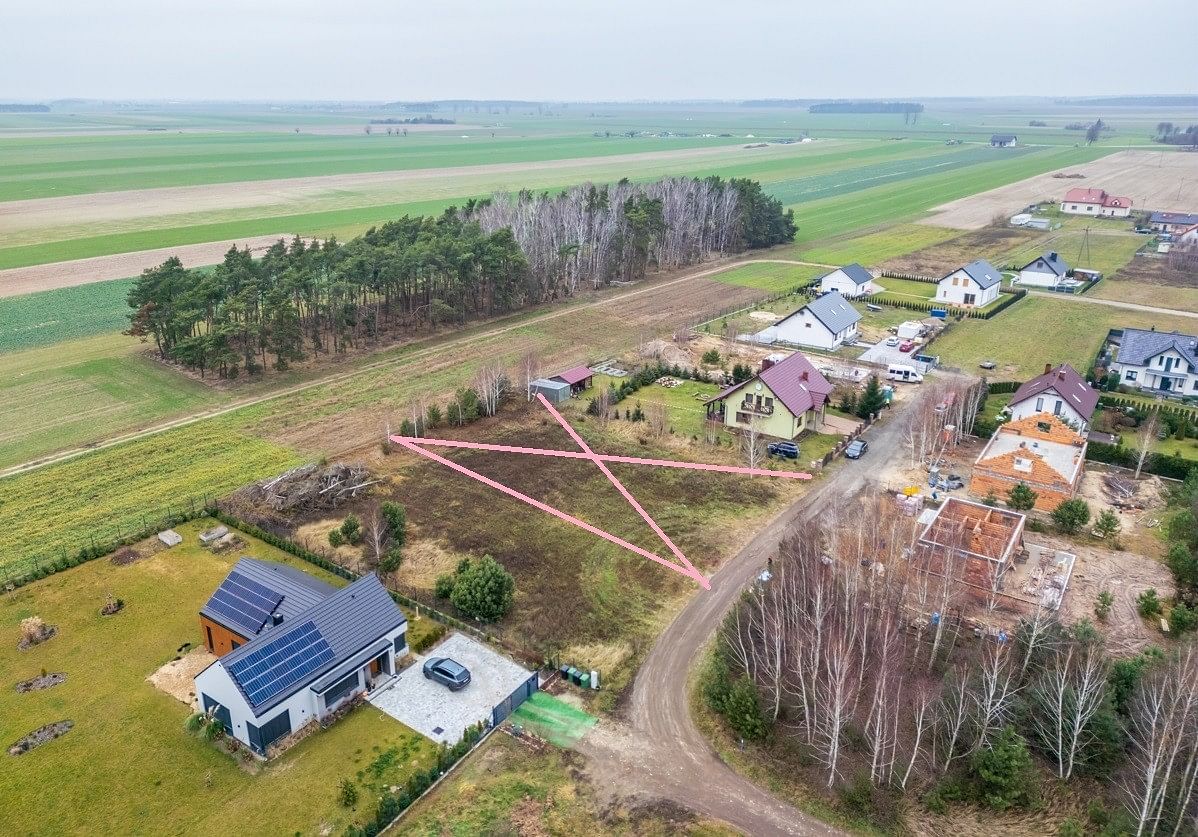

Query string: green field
0 333 222 469
0 425 300 578
801 223 962 266
931 295 1198 380
0 518 437 835
710 262 826 293
0 279 135 353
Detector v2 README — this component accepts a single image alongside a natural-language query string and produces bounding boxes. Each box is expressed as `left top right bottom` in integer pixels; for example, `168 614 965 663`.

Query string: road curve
581 395 922 835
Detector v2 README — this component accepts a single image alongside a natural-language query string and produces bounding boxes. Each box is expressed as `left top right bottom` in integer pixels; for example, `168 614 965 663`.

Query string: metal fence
491 671 539 726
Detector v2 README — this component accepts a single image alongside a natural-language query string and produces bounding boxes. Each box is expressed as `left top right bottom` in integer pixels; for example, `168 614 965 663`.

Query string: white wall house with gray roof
817 263 876 298
194 573 408 757
936 260 1002 308
1110 328 1198 398
758 291 862 350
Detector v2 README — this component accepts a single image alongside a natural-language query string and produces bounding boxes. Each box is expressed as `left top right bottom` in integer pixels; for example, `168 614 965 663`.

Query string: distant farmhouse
195 566 407 757
936 260 1002 308
1110 327 1198 397
753 291 862 350
1060 187 1133 218
704 351 833 439
1149 212 1198 235
1015 251 1072 289
1007 363 1099 432
990 134 1018 147
817 263 877 298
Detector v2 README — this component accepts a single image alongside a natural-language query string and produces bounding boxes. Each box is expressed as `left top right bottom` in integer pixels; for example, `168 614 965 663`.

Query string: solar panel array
226 621 335 708
206 570 285 636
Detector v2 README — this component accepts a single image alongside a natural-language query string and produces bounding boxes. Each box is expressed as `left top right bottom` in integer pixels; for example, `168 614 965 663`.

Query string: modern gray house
194 571 407 757
1110 328 1198 398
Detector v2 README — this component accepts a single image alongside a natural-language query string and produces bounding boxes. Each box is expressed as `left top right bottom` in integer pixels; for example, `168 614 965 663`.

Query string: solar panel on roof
226 621 335 709
206 571 285 635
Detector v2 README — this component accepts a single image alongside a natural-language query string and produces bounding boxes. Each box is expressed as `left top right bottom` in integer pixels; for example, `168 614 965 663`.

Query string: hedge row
1098 394 1198 420
857 288 1026 321
988 380 1023 394
3 503 212 592
1085 442 1197 481
344 723 487 837
878 270 939 284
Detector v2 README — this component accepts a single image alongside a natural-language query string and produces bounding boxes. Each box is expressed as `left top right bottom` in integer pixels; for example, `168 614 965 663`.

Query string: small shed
529 378 572 404
550 365 594 394
158 529 183 547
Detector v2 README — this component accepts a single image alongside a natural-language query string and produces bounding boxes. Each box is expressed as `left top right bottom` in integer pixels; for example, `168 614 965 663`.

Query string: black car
767 441 800 459
844 440 869 459
423 657 471 691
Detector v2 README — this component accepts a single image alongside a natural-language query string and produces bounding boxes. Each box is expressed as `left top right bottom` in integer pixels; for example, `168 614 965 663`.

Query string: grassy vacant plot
0 425 300 577
588 372 729 440
932 295 1198 380
710 261 826 294
0 333 222 469
0 518 438 836
0 278 134 353
801 223 963 267
397 730 738 836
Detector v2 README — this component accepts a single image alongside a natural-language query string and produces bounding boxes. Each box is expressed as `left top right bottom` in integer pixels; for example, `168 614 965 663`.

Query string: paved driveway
857 340 923 369
368 632 533 744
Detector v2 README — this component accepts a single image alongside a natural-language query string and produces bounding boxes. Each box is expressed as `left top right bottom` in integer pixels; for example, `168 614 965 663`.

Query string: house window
1035 397 1044 411
230 640 240 651
1036 421 1052 433
205 625 214 652
322 670 360 708
964 293 976 305
1014 457 1033 473
764 397 774 408
393 634 406 654
1126 370 1137 381
1192 380 1198 391
1053 400 1062 416
952 276 959 286
805 322 812 328
735 411 750 424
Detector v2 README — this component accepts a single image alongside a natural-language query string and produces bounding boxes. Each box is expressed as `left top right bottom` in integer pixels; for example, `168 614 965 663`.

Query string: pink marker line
535 393 708 588
387 436 812 480
393 437 706 584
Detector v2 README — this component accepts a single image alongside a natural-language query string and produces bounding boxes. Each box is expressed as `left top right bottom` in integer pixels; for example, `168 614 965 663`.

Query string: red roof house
704 351 834 439
1061 187 1133 217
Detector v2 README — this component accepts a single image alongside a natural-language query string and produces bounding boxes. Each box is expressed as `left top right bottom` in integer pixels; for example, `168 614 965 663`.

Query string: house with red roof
1006 363 1099 432
703 351 833 439
1060 187 1133 218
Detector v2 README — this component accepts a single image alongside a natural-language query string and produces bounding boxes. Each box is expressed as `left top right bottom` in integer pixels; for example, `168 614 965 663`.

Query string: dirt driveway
577 387 939 836
922 150 1198 229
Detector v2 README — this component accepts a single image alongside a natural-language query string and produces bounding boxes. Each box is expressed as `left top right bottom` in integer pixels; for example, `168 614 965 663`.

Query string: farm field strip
0 279 134 350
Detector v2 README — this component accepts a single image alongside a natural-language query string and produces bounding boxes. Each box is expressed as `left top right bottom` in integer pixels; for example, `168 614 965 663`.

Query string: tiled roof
706 350 833 418
1117 328 1198 370
1062 187 1131 208
1011 363 1099 418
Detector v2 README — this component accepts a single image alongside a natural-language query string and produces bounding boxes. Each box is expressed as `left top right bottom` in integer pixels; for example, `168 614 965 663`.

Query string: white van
887 363 924 383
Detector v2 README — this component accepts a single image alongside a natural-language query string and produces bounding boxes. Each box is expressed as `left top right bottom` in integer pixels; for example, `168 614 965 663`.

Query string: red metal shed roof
552 365 594 386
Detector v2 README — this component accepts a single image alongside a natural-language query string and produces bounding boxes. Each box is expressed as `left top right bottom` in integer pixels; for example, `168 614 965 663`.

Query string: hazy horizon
5 0 1195 102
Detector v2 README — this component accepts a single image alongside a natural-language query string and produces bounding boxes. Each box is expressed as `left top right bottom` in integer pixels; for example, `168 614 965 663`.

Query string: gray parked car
845 440 869 459
423 657 471 691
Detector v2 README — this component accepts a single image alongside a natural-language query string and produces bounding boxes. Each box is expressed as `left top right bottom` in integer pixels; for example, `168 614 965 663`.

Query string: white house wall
819 270 873 298
1016 268 1061 288
1008 393 1088 431
936 270 1000 307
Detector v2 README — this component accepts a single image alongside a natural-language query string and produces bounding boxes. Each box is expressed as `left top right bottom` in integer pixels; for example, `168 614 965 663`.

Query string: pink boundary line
534 393 703 585
385 437 813 480
392 436 711 587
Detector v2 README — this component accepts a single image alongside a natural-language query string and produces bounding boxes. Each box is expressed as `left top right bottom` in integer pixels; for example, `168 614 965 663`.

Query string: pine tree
1007 482 1038 511
855 375 886 420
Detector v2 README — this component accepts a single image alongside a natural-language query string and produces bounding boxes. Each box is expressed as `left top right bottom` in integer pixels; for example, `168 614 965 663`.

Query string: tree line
125 176 795 379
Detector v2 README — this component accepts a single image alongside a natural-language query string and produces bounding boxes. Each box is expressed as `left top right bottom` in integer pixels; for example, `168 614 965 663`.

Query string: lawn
872 276 939 299
930 295 1198 381
0 424 301 578
710 262 826 294
0 333 223 470
1156 435 1198 461
588 372 730 441
0 517 438 836
0 278 135 353
396 728 738 836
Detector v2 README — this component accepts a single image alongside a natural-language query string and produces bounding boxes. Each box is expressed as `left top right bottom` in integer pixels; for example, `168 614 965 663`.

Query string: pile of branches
232 462 376 517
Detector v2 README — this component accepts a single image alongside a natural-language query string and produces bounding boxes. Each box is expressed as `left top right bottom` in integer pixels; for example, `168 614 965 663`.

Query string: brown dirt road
0 236 305 298
922 150 1198 229
579 389 933 836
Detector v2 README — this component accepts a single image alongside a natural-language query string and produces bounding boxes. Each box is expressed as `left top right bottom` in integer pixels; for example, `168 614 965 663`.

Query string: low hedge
857 288 1025 321
1085 442 1196 481
988 381 1022 394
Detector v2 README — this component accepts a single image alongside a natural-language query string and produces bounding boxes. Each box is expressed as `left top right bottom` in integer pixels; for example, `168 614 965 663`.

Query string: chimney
271 613 283 627
1049 251 1058 260
1057 368 1066 380
1044 363 1052 375
800 370 808 381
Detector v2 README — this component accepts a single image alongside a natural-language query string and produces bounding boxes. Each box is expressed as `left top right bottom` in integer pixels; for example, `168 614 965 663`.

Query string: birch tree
1135 410 1161 479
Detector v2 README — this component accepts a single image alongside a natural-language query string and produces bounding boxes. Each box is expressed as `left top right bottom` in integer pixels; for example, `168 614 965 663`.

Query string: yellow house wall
719 380 806 439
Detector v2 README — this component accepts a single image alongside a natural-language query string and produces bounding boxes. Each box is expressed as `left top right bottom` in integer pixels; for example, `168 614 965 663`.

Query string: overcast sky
5 0 1195 101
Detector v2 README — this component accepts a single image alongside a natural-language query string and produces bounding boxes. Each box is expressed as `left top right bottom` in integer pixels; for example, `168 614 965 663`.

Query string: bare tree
363 507 391 573
1135 410 1161 479
593 385 611 429
935 664 974 774
646 402 669 438
1027 639 1110 779
901 685 937 789
520 350 541 401
474 362 508 417
972 641 1019 750
741 416 768 471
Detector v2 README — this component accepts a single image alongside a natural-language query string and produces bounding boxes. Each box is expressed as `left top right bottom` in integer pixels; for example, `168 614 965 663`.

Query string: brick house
969 413 1087 511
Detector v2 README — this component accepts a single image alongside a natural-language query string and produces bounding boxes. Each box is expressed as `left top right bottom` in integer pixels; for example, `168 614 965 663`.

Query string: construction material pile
1102 473 1144 509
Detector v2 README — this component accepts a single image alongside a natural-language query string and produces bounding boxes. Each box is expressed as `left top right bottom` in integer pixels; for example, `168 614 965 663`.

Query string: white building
990 134 1018 147
755 291 862 350
1110 328 1198 399
1060 187 1133 218
195 572 408 757
817 263 876 298
936 260 1002 308
1015 251 1072 289
1007 363 1099 432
